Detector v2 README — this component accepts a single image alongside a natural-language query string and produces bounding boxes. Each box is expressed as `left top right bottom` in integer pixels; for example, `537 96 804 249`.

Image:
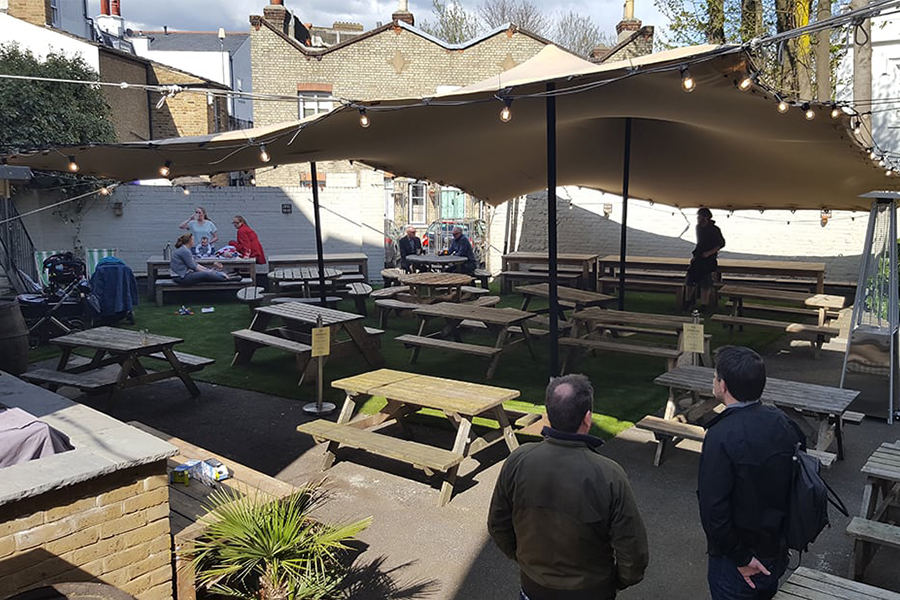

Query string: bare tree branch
478 0 551 33
419 0 482 44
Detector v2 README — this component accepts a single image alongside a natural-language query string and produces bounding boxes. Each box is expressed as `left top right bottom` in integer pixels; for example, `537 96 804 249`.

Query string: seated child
193 236 216 258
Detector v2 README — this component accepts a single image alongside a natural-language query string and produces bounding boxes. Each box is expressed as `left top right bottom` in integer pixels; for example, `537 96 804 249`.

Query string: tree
0 44 115 152
419 0 481 44
554 11 615 57
478 0 551 34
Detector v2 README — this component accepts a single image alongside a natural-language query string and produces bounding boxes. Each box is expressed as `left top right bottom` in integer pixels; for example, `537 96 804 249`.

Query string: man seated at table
446 226 476 275
398 225 424 272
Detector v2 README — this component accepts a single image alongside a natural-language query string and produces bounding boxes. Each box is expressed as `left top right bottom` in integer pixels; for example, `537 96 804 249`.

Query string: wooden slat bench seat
298 419 464 474
726 301 840 321
711 314 840 359
598 275 684 295
467 295 501 307
473 268 491 289
500 270 581 294
848 517 900 580
381 268 404 286
370 285 409 299
560 337 682 372
375 298 421 328
232 328 312 355
236 286 268 311
346 282 373 315
460 285 490 297
774 566 900 600
21 368 116 392
146 350 215 371
270 296 341 308
396 334 503 362
155 277 253 306
339 273 367 284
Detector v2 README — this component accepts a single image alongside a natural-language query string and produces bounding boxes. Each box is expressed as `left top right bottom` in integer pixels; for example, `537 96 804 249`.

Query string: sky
86 0 667 41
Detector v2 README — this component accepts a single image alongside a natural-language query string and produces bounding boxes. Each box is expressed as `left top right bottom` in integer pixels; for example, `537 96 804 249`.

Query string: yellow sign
682 323 705 354
311 327 330 357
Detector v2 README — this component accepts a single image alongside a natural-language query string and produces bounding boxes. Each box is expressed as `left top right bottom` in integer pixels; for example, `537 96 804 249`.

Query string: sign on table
311 327 331 358
682 323 705 354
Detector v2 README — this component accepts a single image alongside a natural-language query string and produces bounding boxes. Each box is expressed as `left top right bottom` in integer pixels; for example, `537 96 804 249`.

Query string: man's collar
705 399 761 429
541 426 604 449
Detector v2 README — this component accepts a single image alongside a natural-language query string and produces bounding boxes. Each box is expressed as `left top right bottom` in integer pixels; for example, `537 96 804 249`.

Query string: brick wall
149 65 228 139
604 27 655 63
0 462 172 600
7 0 49 27
99 52 151 142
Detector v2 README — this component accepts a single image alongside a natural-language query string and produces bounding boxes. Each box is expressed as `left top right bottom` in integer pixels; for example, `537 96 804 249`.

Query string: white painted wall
0 12 99 71
503 187 870 282
15 172 386 280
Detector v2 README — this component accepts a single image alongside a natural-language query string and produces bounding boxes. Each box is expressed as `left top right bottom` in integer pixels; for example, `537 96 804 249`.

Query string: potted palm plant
189 481 371 599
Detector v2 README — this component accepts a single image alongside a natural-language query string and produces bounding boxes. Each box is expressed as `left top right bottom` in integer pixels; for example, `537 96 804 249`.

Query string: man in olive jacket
488 374 649 600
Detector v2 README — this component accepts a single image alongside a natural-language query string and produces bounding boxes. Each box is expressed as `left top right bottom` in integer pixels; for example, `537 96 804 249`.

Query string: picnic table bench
848 440 900 580
710 314 840 359
501 252 599 293
297 369 526 506
155 277 254 307
129 421 297 600
516 283 616 318
719 284 845 326
146 255 257 292
773 567 900 600
267 253 369 282
651 365 859 464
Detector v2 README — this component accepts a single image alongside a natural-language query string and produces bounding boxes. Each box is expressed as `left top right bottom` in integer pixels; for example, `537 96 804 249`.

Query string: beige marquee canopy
5 44 894 211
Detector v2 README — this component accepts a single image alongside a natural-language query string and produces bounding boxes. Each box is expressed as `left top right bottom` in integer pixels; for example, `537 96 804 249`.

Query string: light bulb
358 109 370 128
879 158 886 167
777 100 789 113
831 106 841 119
680 67 695 93
870 149 879 160
159 160 171 177
67 156 79 172
259 144 270 163
250 177 256 185
738 75 753 91
98 186 110 196
887 169 894 177
803 104 815 120
500 104 512 122
183 187 191 195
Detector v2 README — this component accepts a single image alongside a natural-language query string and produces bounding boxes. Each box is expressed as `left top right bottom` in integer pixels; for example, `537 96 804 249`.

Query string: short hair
406 225 417 233
545 374 594 433
200 236 208 241
697 207 712 219
175 233 193 248
452 226 463 234
715 346 766 402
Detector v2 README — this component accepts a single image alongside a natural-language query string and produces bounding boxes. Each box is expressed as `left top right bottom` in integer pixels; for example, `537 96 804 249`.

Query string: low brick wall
0 462 172 600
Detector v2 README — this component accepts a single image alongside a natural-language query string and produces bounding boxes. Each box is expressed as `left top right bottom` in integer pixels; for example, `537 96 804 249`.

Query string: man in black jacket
684 207 725 309
398 225 423 272
698 346 804 600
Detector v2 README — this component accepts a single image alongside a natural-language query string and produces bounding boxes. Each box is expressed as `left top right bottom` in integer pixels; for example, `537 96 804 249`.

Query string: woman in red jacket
229 215 266 265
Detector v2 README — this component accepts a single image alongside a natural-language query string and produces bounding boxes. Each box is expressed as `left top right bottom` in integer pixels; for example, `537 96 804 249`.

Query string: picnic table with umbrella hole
267 253 369 281
297 368 534 506
399 272 472 303
266 267 342 296
231 302 384 385
21 326 213 398
146 255 257 291
405 254 467 271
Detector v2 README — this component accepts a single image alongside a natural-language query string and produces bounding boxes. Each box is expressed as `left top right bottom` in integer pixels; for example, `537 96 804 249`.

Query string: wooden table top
861 441 900 483
719 285 846 309
503 251 599 263
414 302 535 326
515 283 614 304
268 253 367 262
773 567 900 600
655 366 860 416
332 369 520 415
571 307 697 329
147 256 255 266
406 254 466 266
267 267 342 281
52 326 182 352
400 272 473 287
599 255 826 273
256 302 362 325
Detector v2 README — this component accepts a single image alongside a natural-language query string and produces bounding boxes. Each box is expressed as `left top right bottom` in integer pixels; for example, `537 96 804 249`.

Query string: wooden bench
370 285 409 300
381 268 404 286
500 270 581 294
774 566 900 599
270 296 341 308
460 285 490 297
339 273 367 285
231 328 313 383
396 333 503 363
725 301 840 322
473 268 491 289
236 286 267 311
298 419 464 476
346 282 373 315
467 295 501 307
128 421 298 600
155 277 253 307
375 298 421 328
848 516 900 580
598 275 684 295
711 314 840 359
559 337 682 372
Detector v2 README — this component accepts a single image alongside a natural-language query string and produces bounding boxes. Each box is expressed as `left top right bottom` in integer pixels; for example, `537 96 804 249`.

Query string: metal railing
0 198 37 293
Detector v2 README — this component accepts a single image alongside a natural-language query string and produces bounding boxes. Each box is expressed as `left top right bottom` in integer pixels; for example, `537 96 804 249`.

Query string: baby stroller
17 252 93 344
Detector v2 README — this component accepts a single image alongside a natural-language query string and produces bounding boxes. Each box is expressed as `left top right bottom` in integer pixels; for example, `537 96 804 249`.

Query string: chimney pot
110 0 120 16
100 0 110 15
270 0 284 4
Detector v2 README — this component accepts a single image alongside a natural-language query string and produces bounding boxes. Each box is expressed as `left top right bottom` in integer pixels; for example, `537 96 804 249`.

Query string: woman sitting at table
229 215 267 265
170 233 237 285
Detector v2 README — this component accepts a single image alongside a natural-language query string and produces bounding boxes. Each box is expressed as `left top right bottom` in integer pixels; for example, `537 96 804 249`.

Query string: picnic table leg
322 394 360 470
486 329 509 379
109 354 137 401
161 347 201 397
663 386 677 420
519 322 536 359
817 273 824 294
343 322 385 368
491 405 520 453
520 295 532 312
438 417 472 507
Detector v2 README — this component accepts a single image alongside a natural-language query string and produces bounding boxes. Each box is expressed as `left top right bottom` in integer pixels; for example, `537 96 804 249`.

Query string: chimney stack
96 0 125 37
392 0 414 26
263 0 288 31
110 0 121 16
100 0 110 15
615 0 641 42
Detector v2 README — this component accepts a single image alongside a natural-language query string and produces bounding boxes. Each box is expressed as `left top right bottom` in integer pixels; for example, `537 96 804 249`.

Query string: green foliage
190 481 372 599
0 43 116 152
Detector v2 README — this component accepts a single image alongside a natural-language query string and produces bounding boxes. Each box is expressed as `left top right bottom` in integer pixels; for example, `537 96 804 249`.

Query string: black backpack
785 443 848 552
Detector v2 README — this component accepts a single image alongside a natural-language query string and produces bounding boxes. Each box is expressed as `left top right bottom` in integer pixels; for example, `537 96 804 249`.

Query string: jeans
175 270 227 285
707 553 788 600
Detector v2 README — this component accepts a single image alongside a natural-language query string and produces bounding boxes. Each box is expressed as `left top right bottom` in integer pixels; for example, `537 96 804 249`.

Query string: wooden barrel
0 300 29 375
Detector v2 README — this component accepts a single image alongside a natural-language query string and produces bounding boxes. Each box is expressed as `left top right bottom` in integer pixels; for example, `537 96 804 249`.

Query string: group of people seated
399 224 477 275
169 207 266 286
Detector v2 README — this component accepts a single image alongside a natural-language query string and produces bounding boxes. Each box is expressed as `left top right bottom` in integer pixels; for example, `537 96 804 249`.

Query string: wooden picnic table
232 302 384 383
408 302 536 378
399 272 472 303
267 253 369 281
146 255 257 290
405 254 466 271
502 251 599 291
848 440 900 580
774 567 900 600
21 326 211 398
516 283 616 317
266 267 342 295
654 365 859 458
719 284 846 326
298 368 523 505
598 255 827 293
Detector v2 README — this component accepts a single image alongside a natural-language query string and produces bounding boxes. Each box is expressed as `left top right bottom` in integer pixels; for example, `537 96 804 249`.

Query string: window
297 92 334 119
49 0 60 27
409 182 426 225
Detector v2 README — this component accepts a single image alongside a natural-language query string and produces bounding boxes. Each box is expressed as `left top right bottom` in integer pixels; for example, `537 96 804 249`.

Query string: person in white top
179 206 218 246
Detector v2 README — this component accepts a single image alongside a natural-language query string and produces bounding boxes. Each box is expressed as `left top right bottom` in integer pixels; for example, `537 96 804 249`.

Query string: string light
870 149 879 160
250 176 256 185
737 73 754 91
777 99 789 113
159 160 171 177
98 186 110 195
852 117 862 133
803 103 815 120
67 156 79 172
886 169 893 176
182 186 191 195
831 105 841 119
499 99 512 122
680 66 695 93
879 158 886 167
259 144 270 163
358 108 370 128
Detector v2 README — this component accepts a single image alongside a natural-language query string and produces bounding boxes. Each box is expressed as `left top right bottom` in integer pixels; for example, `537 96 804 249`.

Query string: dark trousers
175 270 227 285
707 552 788 600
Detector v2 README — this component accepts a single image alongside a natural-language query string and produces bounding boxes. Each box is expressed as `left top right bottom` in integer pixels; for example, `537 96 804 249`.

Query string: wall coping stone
0 372 177 507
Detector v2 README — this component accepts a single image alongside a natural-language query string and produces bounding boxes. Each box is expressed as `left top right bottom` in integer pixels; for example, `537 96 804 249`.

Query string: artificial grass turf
28 287 783 440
